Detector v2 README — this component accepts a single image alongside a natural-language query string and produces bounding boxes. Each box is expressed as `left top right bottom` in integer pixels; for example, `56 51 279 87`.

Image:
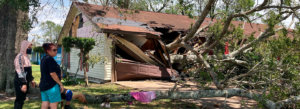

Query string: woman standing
14 40 36 109
40 43 64 109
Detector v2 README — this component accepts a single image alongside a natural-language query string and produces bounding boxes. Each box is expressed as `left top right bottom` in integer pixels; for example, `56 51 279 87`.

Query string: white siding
68 33 112 81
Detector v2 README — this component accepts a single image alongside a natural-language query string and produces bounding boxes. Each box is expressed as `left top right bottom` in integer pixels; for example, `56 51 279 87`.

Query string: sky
28 0 297 42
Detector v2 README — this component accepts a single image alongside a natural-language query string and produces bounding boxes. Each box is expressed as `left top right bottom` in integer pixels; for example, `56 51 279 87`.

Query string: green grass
0 100 41 109
64 83 131 95
0 64 199 109
32 64 41 84
0 99 198 109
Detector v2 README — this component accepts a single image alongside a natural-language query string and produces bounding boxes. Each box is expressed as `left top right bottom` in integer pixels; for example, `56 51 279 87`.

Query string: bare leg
41 101 50 109
50 102 58 109
73 94 87 103
60 101 64 109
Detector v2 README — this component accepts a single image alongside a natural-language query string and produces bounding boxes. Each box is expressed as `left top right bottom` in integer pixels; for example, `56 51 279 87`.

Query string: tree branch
181 43 222 89
200 0 270 54
171 55 249 67
229 23 291 58
157 0 170 12
263 5 300 10
215 58 249 66
182 0 216 42
148 0 156 12
166 0 216 50
223 61 262 85
167 21 212 51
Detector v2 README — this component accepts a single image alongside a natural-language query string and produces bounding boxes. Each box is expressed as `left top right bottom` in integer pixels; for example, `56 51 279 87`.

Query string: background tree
164 0 195 17
40 21 63 43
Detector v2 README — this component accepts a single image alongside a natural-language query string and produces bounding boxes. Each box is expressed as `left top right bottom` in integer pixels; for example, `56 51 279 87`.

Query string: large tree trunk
84 65 89 87
81 51 89 87
0 2 28 95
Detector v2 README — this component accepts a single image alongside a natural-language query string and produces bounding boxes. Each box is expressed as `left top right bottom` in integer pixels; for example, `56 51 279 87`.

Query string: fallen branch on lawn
73 88 300 109
214 58 249 66
181 43 223 89
222 61 262 86
170 55 249 67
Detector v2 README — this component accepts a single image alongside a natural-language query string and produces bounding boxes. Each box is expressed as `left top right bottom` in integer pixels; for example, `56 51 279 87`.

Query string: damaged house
57 2 185 82
58 2 290 83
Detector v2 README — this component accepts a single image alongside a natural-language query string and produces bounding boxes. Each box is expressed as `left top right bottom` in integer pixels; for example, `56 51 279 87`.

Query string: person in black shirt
14 40 36 109
40 43 64 109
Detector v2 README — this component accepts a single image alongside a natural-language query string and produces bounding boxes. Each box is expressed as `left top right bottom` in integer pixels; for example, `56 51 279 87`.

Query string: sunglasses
52 49 57 52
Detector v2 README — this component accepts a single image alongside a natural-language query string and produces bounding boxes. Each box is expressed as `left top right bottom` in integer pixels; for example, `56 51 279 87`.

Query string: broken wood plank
111 34 161 66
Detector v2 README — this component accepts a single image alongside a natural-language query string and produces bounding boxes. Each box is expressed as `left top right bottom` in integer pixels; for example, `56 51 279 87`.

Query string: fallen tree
73 88 300 109
163 1 300 108
166 0 300 90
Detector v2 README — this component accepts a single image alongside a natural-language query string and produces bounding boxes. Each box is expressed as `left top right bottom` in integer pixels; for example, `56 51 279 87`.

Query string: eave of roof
97 23 161 38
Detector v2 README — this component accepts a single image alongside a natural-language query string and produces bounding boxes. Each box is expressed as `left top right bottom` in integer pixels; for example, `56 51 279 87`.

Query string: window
78 14 83 28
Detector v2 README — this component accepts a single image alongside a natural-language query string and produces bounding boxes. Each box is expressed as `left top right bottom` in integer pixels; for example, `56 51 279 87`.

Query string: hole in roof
96 10 106 16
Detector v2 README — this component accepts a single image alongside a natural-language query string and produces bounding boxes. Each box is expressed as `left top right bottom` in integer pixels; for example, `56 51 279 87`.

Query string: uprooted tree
73 0 300 108
62 37 95 87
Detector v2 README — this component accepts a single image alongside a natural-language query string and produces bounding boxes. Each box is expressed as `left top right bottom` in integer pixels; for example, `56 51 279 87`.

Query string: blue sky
28 0 296 43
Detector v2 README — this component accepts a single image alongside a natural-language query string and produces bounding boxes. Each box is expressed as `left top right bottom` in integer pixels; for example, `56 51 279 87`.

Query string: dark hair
42 43 56 54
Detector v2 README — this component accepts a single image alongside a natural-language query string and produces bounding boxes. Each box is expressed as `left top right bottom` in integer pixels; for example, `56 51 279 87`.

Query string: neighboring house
57 2 293 83
31 47 62 65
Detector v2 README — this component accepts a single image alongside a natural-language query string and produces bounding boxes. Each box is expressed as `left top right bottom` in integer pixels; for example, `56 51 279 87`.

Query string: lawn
0 64 199 109
31 64 41 84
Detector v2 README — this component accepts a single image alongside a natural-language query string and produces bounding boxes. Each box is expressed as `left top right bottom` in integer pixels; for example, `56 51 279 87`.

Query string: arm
14 54 27 85
48 57 64 92
28 66 35 87
50 72 64 92
50 72 63 86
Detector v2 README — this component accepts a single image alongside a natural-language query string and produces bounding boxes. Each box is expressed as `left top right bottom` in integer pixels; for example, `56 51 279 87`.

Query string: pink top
14 40 32 77
129 91 156 103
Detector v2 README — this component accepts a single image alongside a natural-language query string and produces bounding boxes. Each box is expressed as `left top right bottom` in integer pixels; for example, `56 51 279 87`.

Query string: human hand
31 81 36 88
21 85 27 93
